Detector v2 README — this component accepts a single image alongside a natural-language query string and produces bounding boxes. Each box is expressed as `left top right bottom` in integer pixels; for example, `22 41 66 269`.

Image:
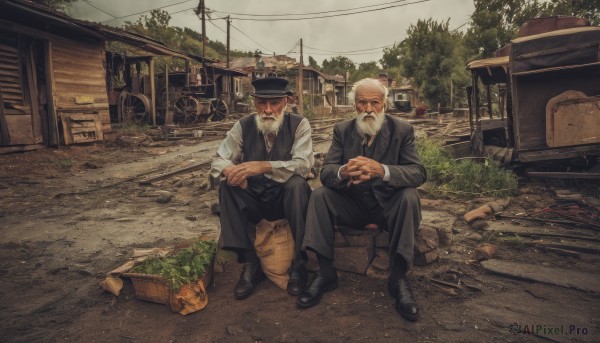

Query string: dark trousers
302 186 421 270
219 175 311 266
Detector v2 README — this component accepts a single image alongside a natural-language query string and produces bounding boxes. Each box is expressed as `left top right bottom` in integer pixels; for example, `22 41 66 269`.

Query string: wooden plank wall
51 40 111 134
0 30 34 145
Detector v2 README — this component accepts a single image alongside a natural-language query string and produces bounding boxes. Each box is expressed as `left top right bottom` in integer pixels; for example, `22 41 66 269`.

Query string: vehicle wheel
122 93 150 124
209 99 228 121
174 96 200 124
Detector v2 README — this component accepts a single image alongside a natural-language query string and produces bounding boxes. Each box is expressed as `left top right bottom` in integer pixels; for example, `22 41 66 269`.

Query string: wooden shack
0 0 109 151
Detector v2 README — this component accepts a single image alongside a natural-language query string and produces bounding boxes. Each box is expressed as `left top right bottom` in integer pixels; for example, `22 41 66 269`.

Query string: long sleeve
268 117 314 183
210 121 243 182
386 126 427 188
320 123 350 190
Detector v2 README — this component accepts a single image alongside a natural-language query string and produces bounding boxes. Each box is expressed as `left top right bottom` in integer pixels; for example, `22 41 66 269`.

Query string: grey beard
356 111 384 137
255 112 285 135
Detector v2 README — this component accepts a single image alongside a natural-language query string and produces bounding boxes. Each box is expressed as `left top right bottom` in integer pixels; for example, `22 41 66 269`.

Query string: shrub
416 137 518 198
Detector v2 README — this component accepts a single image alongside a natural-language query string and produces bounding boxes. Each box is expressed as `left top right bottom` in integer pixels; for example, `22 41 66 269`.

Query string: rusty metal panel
518 16 590 38
546 91 600 148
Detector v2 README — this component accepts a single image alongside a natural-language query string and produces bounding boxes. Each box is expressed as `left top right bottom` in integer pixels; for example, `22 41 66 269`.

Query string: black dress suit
303 114 426 268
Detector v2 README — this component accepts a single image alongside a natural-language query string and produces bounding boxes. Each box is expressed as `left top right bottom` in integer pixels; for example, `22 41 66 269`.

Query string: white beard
255 111 285 135
356 111 385 137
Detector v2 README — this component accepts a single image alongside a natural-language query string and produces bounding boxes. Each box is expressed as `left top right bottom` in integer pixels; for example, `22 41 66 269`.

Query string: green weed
416 137 518 198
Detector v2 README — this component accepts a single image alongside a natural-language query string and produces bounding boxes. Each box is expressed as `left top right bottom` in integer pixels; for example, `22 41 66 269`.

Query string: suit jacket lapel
372 117 390 162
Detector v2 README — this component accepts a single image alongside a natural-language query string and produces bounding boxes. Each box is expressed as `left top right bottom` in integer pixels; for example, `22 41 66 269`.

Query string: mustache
359 112 377 120
260 112 279 120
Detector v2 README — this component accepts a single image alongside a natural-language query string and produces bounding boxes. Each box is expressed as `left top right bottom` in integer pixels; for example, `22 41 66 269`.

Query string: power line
290 50 386 56
286 40 300 55
303 44 395 54
225 0 433 21
229 23 276 53
101 0 195 22
211 0 410 17
83 0 117 19
451 20 471 32
207 19 254 51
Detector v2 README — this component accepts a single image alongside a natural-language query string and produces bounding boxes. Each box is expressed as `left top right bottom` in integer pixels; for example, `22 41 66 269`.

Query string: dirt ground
1 130 599 343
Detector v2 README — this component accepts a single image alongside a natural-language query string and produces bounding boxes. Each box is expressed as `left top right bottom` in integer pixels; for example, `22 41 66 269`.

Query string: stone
156 191 172 204
465 232 482 241
475 243 496 261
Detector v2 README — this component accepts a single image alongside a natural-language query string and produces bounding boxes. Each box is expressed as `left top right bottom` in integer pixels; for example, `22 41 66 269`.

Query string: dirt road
1 135 599 343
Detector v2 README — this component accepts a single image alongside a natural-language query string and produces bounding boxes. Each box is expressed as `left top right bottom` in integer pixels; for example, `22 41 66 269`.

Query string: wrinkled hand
223 161 271 188
340 156 385 185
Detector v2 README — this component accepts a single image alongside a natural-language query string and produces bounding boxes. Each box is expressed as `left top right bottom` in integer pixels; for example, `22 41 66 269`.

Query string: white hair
347 78 389 105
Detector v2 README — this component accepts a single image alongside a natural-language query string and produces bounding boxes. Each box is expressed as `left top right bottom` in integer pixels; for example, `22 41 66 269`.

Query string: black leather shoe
287 266 308 296
388 277 419 321
297 272 338 309
234 262 265 300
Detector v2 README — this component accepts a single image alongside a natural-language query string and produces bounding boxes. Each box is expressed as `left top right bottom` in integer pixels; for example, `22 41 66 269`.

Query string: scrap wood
138 159 212 185
480 259 600 293
541 247 580 258
485 224 599 242
100 247 175 296
530 199 600 228
430 283 458 296
462 282 482 292
494 212 600 231
430 278 463 290
530 240 600 254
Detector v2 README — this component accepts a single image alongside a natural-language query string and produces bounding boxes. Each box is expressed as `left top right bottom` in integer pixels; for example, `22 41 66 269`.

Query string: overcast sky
69 0 475 66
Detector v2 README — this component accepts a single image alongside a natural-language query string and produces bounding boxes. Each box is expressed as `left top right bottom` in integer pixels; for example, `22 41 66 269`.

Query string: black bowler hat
251 77 289 98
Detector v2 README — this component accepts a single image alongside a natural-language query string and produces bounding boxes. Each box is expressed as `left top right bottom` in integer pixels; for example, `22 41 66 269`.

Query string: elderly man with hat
210 77 314 300
298 78 426 321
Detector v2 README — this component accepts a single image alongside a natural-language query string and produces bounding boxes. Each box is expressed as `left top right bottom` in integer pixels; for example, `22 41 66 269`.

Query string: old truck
466 17 600 178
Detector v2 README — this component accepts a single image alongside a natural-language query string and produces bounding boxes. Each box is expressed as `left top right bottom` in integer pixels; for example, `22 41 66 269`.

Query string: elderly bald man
299 78 426 321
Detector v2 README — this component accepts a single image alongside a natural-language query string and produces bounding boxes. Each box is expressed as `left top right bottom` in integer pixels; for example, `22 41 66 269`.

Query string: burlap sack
254 219 295 290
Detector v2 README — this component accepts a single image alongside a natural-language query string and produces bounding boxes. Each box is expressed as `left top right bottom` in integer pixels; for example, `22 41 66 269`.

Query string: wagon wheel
209 99 228 121
174 96 200 124
122 93 150 124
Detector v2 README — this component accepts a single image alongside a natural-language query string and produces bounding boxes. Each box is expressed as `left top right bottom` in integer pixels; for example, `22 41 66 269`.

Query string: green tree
380 43 403 70
308 56 320 70
350 61 381 82
544 0 600 25
321 56 356 76
380 43 405 84
32 0 76 11
463 0 597 58
400 18 469 107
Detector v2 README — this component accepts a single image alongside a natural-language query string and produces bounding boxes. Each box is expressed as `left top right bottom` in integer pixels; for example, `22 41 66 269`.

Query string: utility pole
298 38 304 115
226 16 230 68
200 0 206 80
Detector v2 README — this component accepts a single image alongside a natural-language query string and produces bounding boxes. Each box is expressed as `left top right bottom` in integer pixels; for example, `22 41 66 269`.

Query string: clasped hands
223 161 271 189
339 156 385 184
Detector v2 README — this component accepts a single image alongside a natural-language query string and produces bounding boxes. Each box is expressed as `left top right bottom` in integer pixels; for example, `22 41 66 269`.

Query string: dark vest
240 113 303 198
